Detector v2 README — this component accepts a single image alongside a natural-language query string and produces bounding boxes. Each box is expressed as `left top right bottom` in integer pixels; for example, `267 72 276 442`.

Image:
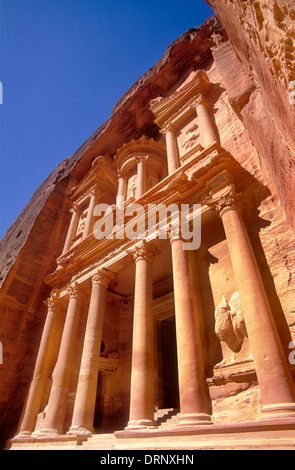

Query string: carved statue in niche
214 291 249 367
76 211 87 236
182 123 200 150
127 175 137 201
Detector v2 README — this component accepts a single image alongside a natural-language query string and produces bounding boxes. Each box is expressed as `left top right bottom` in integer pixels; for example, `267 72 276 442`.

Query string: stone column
15 293 62 438
68 269 115 436
136 156 148 199
209 185 295 420
162 123 180 175
82 189 97 240
170 233 212 426
117 174 126 202
62 206 79 254
195 95 216 148
41 284 84 435
126 241 159 429
118 300 133 415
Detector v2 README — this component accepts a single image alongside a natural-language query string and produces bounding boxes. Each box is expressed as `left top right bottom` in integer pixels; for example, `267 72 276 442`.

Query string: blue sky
0 0 214 240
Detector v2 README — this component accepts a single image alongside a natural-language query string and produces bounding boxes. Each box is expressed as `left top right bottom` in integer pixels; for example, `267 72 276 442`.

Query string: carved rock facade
0 4 295 450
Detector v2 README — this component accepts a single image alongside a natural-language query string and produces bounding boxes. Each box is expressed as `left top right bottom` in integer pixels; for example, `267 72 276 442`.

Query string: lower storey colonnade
14 185 295 441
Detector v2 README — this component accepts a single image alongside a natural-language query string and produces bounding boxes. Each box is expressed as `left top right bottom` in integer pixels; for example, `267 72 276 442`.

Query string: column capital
194 93 209 109
205 185 241 218
70 203 79 214
91 269 115 287
167 225 184 245
160 120 174 135
44 291 60 310
128 240 160 263
135 155 148 164
66 282 85 300
87 187 96 198
119 299 132 319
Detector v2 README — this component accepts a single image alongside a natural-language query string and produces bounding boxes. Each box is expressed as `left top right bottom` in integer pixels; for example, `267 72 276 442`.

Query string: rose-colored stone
1 6 295 451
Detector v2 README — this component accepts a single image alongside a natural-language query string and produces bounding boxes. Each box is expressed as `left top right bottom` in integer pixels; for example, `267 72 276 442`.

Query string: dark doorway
159 317 179 409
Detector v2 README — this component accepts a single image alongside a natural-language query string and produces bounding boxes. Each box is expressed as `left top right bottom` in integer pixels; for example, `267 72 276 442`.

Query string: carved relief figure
127 175 137 201
214 292 248 360
182 123 200 150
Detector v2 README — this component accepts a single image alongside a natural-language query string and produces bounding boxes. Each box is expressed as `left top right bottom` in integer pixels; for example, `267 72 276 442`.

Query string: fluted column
41 283 84 435
15 293 62 438
208 185 295 420
162 123 180 175
126 241 159 429
170 232 212 426
136 156 148 199
68 269 115 436
195 95 216 148
62 206 79 254
82 189 97 240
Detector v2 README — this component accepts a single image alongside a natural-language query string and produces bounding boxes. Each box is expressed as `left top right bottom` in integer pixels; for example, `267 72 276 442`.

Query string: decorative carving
128 240 159 263
92 269 115 287
126 175 137 201
205 185 241 217
66 282 84 299
182 123 200 150
214 292 247 354
44 291 60 310
119 299 131 318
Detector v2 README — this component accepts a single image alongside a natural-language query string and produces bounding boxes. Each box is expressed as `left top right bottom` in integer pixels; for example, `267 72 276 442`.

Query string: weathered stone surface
206 0 295 232
0 19 218 446
1 3 295 451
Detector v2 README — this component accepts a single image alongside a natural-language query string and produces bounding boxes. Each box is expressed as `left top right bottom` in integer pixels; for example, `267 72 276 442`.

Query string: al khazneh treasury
1 1 295 450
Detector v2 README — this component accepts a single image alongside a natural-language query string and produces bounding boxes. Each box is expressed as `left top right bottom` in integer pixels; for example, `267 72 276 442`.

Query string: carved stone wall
206 0 295 232
1 5 295 448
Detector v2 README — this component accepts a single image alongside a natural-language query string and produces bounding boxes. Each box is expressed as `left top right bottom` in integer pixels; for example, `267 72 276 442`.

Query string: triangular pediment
150 70 212 128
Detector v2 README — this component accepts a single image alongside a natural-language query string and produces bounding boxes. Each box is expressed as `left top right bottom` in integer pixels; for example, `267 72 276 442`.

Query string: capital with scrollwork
205 185 241 218
45 290 60 310
128 240 160 263
92 269 115 287
66 282 85 299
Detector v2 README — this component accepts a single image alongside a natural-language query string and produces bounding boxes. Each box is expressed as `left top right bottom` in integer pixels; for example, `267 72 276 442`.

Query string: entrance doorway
157 316 179 409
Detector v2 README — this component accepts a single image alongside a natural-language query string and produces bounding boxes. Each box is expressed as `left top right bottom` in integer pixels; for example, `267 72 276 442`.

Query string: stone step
81 433 116 450
154 408 180 427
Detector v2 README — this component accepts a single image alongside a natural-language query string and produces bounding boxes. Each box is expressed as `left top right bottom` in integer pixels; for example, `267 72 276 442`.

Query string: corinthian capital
128 240 160 263
205 185 241 218
67 282 84 299
92 269 115 287
45 291 60 310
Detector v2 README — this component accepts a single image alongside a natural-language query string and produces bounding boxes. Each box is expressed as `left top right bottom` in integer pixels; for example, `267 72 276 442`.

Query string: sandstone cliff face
0 19 217 445
0 4 295 445
206 0 295 232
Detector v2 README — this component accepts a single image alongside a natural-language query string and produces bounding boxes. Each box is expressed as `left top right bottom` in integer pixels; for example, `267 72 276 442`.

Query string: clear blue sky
0 0 214 240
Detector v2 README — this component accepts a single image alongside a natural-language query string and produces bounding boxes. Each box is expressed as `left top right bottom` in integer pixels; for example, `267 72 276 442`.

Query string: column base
125 419 157 430
261 403 295 421
67 425 93 437
13 430 33 440
177 413 213 426
34 428 60 438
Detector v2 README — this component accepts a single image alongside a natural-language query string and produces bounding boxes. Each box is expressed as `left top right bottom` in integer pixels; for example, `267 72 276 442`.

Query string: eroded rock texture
0 2 295 449
206 0 295 231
